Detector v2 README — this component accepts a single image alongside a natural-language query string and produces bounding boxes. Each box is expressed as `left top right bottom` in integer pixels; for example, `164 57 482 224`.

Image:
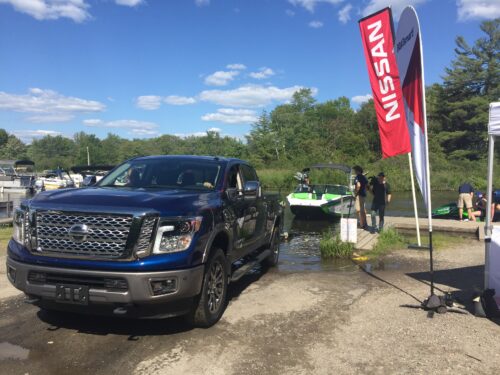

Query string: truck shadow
35 264 273 338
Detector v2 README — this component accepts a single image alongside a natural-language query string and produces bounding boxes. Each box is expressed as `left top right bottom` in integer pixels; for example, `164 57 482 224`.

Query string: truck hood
28 187 219 216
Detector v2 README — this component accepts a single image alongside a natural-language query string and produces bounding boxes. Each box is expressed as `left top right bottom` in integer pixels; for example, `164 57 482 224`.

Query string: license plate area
55 284 89 305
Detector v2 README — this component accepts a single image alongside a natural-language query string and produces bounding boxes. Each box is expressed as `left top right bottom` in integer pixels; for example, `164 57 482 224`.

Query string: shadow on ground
33 266 270 339
406 265 484 312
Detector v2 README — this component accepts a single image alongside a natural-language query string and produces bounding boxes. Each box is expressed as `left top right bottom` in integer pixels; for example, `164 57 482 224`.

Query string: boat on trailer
286 163 355 219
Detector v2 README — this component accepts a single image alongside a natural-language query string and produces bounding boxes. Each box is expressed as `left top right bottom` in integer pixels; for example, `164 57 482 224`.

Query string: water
277 190 457 272
0 342 30 360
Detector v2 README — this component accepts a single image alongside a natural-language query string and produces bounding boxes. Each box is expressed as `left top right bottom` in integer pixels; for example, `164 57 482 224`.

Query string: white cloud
457 0 500 21
174 131 210 138
362 0 428 18
199 84 318 108
204 70 240 86
286 9 295 16
351 94 372 105
136 95 162 110
0 0 91 23
308 20 324 28
207 127 221 132
83 118 103 125
0 88 105 122
202 108 258 124
226 63 247 70
249 67 275 80
195 0 210 6
338 3 352 24
84 119 160 137
115 0 143 6
288 0 343 13
164 95 197 105
12 129 63 143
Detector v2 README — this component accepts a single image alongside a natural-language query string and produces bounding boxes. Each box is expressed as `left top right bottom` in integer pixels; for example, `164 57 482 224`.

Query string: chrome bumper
6 257 204 305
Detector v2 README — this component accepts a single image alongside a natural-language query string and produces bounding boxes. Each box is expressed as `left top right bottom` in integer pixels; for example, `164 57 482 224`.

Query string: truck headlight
152 217 202 254
13 209 25 245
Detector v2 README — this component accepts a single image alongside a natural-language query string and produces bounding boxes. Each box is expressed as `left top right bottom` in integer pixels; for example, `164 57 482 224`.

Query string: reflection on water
0 342 30 360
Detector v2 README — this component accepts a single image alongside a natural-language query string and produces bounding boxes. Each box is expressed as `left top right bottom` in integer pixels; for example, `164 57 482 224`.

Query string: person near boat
369 172 391 232
472 192 487 221
457 182 476 222
353 165 368 229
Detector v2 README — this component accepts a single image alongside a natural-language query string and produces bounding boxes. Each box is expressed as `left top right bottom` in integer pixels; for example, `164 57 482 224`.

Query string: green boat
286 164 354 218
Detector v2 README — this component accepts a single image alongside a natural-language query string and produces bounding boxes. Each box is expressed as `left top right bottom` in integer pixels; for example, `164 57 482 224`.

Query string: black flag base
421 292 454 314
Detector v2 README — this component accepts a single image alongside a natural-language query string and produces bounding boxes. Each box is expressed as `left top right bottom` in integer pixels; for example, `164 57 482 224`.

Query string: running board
230 249 271 282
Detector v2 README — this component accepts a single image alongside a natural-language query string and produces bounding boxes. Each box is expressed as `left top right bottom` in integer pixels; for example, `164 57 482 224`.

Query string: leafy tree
0 128 9 148
0 135 27 160
433 18 499 160
28 136 75 170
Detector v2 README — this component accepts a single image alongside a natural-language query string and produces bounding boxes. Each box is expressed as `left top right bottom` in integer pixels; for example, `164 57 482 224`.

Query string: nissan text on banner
359 7 411 158
395 6 431 210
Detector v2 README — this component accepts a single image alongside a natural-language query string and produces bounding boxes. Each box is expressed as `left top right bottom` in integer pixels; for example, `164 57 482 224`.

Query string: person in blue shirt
353 165 368 229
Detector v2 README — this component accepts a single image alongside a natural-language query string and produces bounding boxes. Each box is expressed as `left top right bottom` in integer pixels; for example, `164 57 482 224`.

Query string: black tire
187 248 228 328
264 226 280 267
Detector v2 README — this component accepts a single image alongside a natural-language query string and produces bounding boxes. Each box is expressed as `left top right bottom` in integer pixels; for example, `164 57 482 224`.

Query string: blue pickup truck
6 155 283 327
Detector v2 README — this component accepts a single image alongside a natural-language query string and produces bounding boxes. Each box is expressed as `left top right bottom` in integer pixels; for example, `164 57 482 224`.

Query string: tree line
0 19 498 190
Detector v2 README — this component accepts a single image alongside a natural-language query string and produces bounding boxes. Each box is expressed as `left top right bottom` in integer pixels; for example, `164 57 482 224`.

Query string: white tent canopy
487 102 500 135
485 102 500 306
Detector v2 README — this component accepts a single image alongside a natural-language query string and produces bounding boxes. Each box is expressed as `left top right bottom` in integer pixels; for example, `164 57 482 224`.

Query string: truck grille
35 211 133 259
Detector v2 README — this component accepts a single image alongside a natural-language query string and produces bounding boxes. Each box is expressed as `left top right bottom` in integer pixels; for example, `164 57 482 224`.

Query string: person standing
353 165 368 229
458 182 475 222
369 172 392 232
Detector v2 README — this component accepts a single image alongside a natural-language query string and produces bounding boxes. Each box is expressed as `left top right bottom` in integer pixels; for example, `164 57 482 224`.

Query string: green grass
366 227 406 258
320 231 354 258
402 231 465 250
0 225 12 252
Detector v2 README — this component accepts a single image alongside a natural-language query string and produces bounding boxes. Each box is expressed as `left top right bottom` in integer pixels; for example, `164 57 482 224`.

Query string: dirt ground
1 236 500 374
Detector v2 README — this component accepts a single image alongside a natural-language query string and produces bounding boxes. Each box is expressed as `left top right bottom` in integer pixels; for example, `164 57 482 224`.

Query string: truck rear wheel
187 248 228 328
264 227 280 267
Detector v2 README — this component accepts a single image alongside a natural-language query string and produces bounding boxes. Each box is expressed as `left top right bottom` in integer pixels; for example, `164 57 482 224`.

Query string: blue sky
0 0 499 143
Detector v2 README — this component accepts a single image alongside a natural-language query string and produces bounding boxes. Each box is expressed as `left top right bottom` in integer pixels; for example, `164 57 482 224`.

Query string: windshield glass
98 158 223 190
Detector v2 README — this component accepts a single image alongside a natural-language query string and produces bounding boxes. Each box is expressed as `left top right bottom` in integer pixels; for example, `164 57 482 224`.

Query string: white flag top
395 6 431 212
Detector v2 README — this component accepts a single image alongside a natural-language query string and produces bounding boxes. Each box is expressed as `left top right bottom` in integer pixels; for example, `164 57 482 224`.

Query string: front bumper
6 257 204 309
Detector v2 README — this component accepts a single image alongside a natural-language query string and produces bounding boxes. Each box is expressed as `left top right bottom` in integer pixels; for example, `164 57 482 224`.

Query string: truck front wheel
187 248 228 327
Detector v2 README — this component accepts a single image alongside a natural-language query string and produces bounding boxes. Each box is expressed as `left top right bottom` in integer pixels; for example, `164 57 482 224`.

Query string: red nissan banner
359 7 411 158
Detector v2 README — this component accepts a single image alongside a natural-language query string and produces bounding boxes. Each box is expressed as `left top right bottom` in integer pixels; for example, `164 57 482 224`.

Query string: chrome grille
35 211 133 259
135 216 157 255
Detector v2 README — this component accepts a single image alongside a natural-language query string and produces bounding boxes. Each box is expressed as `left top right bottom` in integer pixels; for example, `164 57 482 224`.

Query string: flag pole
418 15 435 301
408 152 422 246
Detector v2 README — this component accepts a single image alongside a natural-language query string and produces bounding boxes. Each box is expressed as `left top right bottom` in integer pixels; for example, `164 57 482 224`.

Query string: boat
286 164 355 218
71 165 115 187
35 168 75 191
0 159 36 194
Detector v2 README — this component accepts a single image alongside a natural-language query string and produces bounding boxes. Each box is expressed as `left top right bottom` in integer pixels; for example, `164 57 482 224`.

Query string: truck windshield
98 158 223 190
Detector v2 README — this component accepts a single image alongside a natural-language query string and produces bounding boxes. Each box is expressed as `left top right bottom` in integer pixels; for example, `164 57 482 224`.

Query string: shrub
320 231 354 258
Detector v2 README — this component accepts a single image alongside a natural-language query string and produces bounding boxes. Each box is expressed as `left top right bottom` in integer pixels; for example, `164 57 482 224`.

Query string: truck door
240 164 267 249
224 164 250 260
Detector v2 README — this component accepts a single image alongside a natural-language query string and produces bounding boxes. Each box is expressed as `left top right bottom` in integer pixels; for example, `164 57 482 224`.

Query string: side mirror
244 181 260 199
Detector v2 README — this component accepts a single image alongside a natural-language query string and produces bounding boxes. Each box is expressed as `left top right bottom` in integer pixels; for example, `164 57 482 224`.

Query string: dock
355 216 485 251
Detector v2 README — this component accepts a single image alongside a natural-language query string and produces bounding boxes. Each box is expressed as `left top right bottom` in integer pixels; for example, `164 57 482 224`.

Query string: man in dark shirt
369 172 392 232
458 182 475 221
353 165 368 229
